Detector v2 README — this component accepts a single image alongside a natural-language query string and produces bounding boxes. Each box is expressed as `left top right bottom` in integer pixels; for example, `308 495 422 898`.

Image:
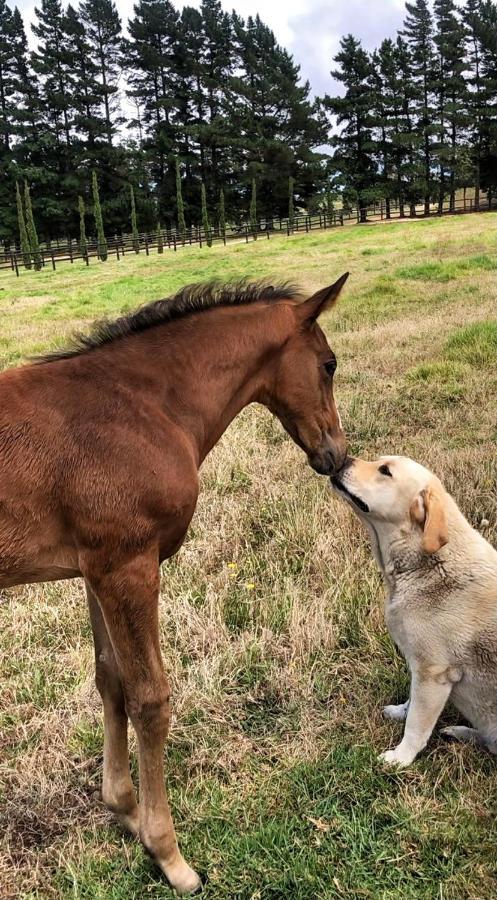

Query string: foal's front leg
84 551 201 896
86 583 139 836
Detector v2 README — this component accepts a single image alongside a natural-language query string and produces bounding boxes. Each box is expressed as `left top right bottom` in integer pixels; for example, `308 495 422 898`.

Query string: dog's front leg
380 669 453 767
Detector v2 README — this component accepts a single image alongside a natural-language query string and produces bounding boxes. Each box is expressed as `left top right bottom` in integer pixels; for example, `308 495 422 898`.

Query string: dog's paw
382 702 409 721
379 746 414 768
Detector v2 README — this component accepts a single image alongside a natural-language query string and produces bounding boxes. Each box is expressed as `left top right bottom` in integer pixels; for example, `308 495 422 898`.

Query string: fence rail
1 194 495 276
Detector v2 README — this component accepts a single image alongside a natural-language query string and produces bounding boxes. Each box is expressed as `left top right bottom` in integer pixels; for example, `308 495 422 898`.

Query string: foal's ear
410 484 448 555
299 272 349 323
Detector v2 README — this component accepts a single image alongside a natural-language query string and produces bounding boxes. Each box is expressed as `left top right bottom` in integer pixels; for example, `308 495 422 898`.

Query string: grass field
0 213 496 899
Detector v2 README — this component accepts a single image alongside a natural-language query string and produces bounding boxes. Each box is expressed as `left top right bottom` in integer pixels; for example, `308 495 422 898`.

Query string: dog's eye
324 359 337 377
379 464 392 477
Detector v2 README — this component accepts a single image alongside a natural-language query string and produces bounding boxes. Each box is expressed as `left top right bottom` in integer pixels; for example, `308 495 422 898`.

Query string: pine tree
16 181 31 268
31 0 73 148
156 221 163 253
24 181 42 270
64 4 104 147
402 0 436 214
92 170 107 260
30 0 75 236
0 0 16 153
79 0 123 145
249 177 257 234
288 176 295 229
175 157 186 240
433 0 467 211
478 0 497 203
201 181 212 246
126 0 179 216
130 184 139 252
231 13 327 219
218 187 226 238
78 194 87 253
325 35 376 221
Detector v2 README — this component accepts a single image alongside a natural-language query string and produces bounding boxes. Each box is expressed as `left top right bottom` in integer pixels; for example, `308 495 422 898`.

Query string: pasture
0 213 496 898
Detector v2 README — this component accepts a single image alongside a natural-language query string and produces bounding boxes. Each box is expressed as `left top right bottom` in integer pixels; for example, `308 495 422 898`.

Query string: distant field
1 214 496 898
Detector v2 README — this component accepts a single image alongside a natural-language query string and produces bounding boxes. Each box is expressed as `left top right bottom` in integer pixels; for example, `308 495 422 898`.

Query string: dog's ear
410 484 448 555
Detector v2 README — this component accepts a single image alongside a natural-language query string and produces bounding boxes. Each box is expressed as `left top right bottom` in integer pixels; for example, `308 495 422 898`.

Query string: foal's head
263 273 349 476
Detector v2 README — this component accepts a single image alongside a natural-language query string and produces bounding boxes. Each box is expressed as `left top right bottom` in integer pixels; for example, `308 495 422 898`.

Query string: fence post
116 243 120 260
51 251 56 271
85 248 89 266
145 238 149 256
69 243 73 263
173 236 176 252
14 253 19 277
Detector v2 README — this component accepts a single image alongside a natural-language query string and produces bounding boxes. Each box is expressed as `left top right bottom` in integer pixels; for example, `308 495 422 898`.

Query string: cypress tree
78 195 87 254
249 177 257 235
201 181 212 246
16 181 32 269
130 184 139 252
326 191 334 221
92 170 107 261
175 157 186 241
288 176 294 229
156 221 163 253
24 181 42 270
219 186 226 239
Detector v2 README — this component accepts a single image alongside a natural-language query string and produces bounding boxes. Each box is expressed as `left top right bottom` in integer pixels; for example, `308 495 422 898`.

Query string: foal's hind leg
83 552 201 896
87 583 139 836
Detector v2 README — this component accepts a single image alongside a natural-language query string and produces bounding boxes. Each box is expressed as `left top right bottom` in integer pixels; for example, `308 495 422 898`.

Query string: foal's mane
35 279 302 363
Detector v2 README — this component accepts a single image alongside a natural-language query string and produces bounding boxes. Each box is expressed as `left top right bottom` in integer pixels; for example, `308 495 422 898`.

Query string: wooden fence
1 194 495 276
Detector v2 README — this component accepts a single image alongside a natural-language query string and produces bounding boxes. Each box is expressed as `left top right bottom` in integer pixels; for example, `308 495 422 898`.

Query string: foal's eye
324 359 337 377
378 464 392 477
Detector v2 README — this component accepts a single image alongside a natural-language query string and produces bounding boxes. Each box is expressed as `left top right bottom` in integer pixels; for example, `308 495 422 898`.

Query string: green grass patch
444 321 497 368
397 253 497 282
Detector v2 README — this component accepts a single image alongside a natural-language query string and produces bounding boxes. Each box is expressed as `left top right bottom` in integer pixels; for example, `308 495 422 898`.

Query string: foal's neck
135 303 292 465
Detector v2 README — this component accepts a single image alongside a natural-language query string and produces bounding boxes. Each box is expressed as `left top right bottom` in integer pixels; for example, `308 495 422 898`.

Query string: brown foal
0 276 348 894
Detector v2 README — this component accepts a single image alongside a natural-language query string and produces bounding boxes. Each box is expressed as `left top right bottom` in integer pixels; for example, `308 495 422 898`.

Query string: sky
16 0 407 99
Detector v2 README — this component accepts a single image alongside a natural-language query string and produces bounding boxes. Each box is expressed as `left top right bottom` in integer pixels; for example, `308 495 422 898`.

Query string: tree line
328 0 497 221
0 0 326 245
0 0 496 247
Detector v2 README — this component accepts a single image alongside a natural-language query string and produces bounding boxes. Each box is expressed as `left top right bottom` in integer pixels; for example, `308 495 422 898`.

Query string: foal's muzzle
309 431 347 476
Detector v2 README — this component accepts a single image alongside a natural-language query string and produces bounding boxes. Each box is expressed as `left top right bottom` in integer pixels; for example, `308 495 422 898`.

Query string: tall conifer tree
130 184 139 252
24 180 42 269
201 181 212 246
16 181 31 268
92 169 107 260
78 194 87 253
175 157 186 240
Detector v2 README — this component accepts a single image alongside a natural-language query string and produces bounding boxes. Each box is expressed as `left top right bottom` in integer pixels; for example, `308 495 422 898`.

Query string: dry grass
0 213 496 898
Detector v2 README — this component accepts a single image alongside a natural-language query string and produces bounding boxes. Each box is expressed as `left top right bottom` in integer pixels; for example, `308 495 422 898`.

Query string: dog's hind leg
441 725 497 754
383 700 410 721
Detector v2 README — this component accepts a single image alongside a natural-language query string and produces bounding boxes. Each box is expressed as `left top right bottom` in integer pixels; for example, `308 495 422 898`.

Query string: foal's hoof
160 856 202 895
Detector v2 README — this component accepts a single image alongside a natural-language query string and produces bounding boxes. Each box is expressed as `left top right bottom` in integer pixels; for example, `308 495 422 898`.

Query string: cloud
16 0 407 98
287 0 406 97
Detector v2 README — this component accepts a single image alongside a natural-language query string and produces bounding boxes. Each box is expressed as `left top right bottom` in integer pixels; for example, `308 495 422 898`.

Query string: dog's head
331 456 449 555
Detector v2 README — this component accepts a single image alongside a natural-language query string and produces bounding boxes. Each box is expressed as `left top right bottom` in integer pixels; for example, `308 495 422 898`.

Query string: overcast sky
17 0 407 98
